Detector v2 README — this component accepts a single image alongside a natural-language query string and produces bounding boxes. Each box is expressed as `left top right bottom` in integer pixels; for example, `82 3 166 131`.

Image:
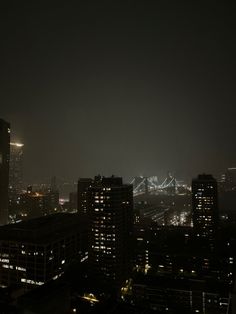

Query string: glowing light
10 142 24 147
82 293 99 303
21 278 44 285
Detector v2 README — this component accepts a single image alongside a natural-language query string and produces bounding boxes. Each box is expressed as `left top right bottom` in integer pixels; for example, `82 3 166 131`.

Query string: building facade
77 178 93 215
9 142 24 197
0 119 10 225
0 213 86 290
192 174 218 239
87 176 133 288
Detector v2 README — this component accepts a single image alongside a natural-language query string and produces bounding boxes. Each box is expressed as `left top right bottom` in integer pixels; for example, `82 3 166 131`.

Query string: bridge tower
145 177 149 195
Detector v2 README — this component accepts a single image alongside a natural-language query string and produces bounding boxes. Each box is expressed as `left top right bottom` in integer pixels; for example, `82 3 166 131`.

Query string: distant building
87 176 133 288
19 187 59 219
225 168 236 191
9 142 24 197
0 213 86 290
77 178 93 215
0 119 10 225
50 176 57 193
192 174 218 240
69 191 77 212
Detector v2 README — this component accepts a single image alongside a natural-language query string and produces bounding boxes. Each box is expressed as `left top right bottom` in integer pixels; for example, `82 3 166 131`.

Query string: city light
10 142 24 147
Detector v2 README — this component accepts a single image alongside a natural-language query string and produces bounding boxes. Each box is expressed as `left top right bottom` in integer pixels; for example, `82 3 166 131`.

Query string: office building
9 142 24 197
131 224 234 313
77 178 93 215
87 176 133 288
0 119 10 225
192 174 218 239
0 213 86 290
132 275 230 313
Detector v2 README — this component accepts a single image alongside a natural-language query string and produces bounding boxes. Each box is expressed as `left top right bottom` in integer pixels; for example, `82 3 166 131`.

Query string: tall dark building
9 142 24 198
0 213 86 290
69 191 77 212
87 176 133 288
77 178 93 215
192 174 218 239
0 119 10 225
225 167 236 191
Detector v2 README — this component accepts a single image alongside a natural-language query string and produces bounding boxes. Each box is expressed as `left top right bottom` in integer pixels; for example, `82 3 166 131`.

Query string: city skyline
0 2 236 312
1 113 235 188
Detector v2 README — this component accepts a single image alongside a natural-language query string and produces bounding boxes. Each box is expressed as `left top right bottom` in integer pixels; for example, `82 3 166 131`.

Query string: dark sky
0 1 236 184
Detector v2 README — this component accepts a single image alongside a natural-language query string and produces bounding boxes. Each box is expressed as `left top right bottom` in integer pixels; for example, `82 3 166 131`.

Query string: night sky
1 1 236 184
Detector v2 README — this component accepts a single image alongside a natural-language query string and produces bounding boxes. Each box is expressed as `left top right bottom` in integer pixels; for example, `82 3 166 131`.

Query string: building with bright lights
0 213 86 290
87 176 133 288
9 142 24 197
192 174 218 240
0 119 10 225
77 178 93 215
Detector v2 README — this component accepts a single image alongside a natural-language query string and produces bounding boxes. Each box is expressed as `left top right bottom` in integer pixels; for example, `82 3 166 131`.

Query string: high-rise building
77 178 93 215
192 174 218 239
87 175 133 288
0 119 10 225
9 142 24 198
225 167 236 191
0 213 87 290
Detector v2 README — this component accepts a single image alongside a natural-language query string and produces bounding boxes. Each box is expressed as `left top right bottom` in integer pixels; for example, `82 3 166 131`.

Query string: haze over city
1 1 235 183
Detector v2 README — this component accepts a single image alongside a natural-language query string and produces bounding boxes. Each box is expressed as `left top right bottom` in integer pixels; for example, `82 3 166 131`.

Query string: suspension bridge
130 173 186 196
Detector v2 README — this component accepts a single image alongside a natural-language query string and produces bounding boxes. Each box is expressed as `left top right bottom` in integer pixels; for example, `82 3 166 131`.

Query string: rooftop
0 213 83 244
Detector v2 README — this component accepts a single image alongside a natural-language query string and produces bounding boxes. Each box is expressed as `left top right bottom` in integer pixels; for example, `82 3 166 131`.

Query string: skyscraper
87 176 133 288
77 178 93 215
225 167 236 191
0 119 10 225
9 142 24 197
192 174 218 239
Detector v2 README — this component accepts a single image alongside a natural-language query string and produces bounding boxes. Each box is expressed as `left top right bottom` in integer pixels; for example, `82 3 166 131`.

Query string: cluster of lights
21 278 44 285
